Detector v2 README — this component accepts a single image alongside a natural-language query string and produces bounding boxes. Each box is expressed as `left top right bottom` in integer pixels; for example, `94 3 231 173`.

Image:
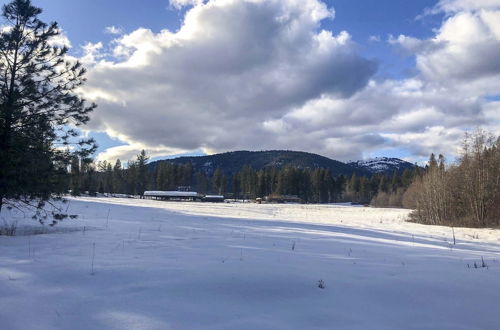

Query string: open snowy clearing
1 197 499 330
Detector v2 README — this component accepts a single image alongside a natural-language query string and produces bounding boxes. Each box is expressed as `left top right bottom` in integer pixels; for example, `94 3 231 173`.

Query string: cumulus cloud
83 0 376 161
378 0 500 161
397 2 500 85
80 42 104 65
104 25 123 35
381 126 466 158
81 0 499 163
388 34 442 55
418 11 500 83
263 76 489 161
432 0 500 13
48 29 72 48
169 0 205 9
96 144 186 163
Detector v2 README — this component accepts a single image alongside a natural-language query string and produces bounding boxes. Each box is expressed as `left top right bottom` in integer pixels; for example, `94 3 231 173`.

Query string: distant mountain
348 157 417 174
151 151 417 177
151 150 365 177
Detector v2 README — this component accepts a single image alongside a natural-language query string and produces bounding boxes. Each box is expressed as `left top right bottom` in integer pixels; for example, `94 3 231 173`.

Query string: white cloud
388 34 441 55
96 144 187 163
104 26 123 35
401 1 500 86
80 42 104 65
381 126 465 158
417 10 500 83
82 0 499 163
48 29 72 48
84 0 375 162
433 0 500 13
169 0 205 9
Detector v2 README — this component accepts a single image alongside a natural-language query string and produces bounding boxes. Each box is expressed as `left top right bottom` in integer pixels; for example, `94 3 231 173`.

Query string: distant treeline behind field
66 130 499 228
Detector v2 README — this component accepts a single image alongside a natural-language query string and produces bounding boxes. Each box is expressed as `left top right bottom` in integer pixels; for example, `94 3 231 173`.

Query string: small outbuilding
144 191 203 201
202 195 225 203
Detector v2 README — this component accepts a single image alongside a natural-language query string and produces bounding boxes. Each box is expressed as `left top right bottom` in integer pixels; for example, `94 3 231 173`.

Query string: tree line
36 129 500 229
67 149 421 205
68 129 500 229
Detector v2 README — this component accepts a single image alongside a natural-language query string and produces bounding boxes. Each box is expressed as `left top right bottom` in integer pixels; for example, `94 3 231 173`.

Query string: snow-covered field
1 197 499 330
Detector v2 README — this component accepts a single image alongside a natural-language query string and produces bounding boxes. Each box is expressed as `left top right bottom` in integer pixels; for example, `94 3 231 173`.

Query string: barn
143 191 204 201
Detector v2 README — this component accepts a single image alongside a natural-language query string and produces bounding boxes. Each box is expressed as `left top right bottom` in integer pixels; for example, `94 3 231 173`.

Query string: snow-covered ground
1 197 499 330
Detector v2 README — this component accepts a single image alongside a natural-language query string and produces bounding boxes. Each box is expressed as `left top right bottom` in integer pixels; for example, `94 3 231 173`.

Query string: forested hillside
69 150 421 205
152 150 364 177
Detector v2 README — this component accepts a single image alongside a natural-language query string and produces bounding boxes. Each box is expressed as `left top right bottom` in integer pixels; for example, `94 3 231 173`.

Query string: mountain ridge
150 150 416 176
348 157 417 174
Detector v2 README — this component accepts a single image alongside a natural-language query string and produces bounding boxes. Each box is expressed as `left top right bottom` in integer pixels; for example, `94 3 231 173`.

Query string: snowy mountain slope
1 198 499 329
348 157 417 174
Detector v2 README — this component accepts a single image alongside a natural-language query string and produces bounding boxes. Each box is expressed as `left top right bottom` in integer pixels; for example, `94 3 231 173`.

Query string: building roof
144 191 202 197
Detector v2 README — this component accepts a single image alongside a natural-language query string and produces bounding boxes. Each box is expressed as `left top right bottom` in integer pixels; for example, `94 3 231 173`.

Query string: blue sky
2 0 499 163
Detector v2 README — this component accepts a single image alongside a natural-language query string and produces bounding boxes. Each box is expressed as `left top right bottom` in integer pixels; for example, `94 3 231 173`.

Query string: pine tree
256 170 266 198
195 170 209 194
104 162 113 193
390 170 402 192
156 162 167 191
70 156 81 196
0 0 96 218
125 161 137 195
232 172 241 198
81 160 97 196
136 150 149 197
112 159 123 193
212 168 224 195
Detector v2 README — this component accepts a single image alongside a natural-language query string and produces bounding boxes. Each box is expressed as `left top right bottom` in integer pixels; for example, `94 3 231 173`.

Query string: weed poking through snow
91 242 96 275
0 219 17 236
468 257 489 269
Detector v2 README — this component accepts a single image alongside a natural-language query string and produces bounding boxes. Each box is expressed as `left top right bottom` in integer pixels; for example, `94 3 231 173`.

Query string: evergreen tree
70 156 81 196
212 168 224 195
256 170 267 198
232 172 241 198
195 170 209 194
104 162 113 193
125 161 137 195
182 163 193 186
378 175 388 193
136 150 149 197
0 0 96 218
390 170 402 192
156 162 167 191
112 159 123 193
81 160 97 196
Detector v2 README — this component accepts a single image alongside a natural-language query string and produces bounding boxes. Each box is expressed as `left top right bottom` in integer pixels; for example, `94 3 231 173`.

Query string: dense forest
67 150 421 206
160 150 361 177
